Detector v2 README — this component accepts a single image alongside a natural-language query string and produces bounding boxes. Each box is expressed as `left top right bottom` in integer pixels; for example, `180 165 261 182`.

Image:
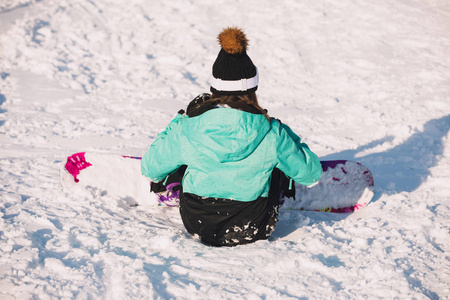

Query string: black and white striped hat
210 27 258 95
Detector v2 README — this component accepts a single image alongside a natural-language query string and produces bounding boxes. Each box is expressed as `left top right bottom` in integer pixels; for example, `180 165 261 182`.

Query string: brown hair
206 92 270 120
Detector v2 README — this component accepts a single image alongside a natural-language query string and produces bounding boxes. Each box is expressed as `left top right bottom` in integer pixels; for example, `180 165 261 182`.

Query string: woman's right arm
274 122 322 187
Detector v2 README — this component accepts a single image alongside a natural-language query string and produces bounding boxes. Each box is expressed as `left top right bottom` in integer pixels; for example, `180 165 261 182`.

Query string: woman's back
141 27 322 246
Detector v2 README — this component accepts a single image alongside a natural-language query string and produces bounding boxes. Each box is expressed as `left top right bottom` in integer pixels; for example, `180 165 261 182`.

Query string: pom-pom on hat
210 27 258 95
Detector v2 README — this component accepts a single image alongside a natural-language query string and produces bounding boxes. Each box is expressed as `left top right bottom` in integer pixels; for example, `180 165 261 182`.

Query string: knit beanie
210 27 258 95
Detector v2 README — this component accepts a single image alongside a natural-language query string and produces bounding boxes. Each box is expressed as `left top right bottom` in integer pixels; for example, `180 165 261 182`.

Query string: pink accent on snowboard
65 152 92 183
318 160 373 213
286 160 374 213
317 203 366 213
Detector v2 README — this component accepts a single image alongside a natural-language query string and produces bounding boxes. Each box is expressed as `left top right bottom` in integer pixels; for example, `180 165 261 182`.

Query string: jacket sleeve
141 114 184 182
275 122 322 186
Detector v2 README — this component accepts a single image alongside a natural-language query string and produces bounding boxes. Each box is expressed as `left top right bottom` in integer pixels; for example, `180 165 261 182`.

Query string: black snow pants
151 167 294 246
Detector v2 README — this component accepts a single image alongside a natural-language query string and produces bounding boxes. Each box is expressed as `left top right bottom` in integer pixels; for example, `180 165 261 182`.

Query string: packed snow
1 0 449 299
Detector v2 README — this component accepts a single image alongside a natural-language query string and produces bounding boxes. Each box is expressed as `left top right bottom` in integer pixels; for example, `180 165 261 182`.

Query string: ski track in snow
1 0 449 299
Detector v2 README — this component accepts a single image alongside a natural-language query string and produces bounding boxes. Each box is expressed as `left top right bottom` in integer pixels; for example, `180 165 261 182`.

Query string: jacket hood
182 108 271 163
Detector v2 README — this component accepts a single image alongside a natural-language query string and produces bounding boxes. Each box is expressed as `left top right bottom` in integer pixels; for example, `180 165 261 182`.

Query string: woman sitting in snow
141 27 322 246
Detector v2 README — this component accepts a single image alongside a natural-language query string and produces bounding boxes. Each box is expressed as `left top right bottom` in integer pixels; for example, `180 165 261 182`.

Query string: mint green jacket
141 108 322 202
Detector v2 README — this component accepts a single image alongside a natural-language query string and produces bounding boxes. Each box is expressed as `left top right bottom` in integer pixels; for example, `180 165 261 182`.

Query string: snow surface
1 0 449 299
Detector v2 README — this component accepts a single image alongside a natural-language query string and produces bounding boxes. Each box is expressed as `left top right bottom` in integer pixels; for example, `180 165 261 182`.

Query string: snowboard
60 152 374 213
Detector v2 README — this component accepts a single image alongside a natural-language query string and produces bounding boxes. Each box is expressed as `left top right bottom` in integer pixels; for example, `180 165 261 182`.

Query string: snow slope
1 0 449 299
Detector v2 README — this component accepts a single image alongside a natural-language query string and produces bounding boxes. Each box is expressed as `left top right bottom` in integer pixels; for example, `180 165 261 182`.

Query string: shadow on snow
273 114 450 240
321 114 450 200
0 72 9 126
